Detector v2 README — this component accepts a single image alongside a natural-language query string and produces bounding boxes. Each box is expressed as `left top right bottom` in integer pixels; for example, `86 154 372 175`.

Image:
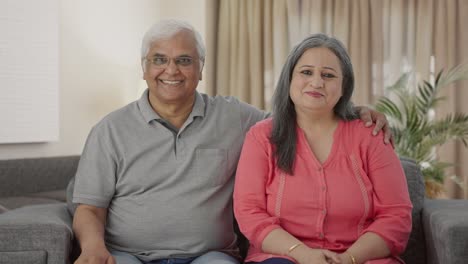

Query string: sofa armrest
0 203 73 264
422 199 468 264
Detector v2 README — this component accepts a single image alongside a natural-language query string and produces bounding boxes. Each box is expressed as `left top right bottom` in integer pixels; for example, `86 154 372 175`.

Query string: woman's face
289 47 343 115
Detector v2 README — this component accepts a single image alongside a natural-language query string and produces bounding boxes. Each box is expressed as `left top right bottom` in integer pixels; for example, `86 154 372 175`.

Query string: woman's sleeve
362 134 413 255
233 128 281 249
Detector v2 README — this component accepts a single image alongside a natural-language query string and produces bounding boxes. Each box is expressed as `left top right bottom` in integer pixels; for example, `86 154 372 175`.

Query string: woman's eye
322 73 336 78
301 70 312 75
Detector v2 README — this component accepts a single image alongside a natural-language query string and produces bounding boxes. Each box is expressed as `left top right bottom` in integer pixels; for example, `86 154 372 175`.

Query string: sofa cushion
0 204 7 214
399 157 426 264
0 250 46 264
0 204 73 264
423 199 468 264
30 189 67 202
0 196 62 211
0 156 80 198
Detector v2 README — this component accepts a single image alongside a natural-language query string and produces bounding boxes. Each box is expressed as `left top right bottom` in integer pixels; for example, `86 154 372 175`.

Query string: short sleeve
72 123 117 208
237 101 270 134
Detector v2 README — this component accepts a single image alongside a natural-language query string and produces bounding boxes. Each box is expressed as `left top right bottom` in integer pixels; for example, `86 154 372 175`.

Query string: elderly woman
233 34 412 264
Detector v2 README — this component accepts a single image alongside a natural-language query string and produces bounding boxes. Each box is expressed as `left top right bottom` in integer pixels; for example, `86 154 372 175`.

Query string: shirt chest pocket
194 148 229 187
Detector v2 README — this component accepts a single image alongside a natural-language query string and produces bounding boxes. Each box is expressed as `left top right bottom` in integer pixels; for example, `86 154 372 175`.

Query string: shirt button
319 233 324 238
321 186 326 191
318 167 323 172
322 209 327 214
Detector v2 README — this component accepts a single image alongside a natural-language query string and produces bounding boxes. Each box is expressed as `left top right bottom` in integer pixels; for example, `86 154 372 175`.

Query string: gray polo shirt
73 89 268 261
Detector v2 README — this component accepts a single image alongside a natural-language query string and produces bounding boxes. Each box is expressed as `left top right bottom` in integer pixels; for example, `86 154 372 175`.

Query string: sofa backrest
400 157 426 264
0 156 80 197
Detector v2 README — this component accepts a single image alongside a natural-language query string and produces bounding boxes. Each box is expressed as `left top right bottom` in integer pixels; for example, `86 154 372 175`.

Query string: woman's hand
333 253 353 264
290 245 341 264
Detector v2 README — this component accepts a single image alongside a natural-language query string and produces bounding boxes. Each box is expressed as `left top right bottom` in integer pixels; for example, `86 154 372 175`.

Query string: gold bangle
286 243 303 255
346 252 357 264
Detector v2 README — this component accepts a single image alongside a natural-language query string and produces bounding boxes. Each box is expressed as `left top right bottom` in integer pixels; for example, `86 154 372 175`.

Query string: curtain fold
433 0 468 198
204 0 219 96
208 0 290 109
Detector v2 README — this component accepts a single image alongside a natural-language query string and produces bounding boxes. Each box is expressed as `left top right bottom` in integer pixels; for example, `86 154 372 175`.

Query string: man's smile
159 79 183 85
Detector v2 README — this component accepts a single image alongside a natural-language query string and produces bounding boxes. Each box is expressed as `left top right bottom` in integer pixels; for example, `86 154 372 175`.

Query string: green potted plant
375 64 468 198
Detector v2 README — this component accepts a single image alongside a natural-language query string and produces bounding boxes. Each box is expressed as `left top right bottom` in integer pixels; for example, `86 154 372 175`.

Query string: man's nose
164 59 179 74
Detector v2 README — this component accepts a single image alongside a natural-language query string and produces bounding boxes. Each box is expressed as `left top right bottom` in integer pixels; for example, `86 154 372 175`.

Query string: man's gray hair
141 19 206 71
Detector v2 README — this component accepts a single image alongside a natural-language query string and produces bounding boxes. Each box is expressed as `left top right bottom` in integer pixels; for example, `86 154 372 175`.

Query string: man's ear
199 63 204 81
141 61 146 79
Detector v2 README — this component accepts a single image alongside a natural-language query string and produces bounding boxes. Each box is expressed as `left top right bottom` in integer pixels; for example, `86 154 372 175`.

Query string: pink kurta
233 118 412 263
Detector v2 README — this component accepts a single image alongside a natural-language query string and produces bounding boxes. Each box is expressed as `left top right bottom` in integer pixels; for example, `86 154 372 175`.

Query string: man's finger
359 108 373 127
372 118 386 136
383 125 393 145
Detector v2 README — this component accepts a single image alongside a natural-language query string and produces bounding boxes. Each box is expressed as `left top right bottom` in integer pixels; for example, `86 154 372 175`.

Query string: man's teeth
161 80 182 85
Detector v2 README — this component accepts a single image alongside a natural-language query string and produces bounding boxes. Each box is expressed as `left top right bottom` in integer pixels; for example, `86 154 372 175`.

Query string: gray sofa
0 156 467 264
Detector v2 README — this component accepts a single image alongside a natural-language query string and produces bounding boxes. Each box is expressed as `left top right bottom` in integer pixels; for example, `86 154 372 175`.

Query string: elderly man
72 19 391 264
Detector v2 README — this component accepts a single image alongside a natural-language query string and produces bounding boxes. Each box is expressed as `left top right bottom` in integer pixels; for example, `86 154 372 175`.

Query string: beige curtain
285 0 377 105
205 0 290 110
206 0 468 198
206 0 381 108
433 0 468 198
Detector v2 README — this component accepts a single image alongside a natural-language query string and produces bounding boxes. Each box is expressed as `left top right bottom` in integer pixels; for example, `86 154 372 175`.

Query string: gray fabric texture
399 157 426 264
30 190 67 201
2 149 468 263
0 196 62 211
73 90 268 261
0 205 7 214
66 177 76 216
0 203 73 264
423 199 468 264
0 156 79 198
0 250 47 264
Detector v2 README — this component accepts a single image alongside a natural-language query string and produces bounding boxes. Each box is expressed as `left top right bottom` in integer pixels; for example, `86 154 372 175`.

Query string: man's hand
356 106 393 144
74 248 116 264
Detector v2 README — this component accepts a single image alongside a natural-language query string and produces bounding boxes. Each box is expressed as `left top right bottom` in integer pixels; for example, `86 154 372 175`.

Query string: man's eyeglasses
145 55 195 69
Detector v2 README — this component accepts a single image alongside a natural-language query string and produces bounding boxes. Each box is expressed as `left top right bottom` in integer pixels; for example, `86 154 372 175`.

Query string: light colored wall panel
0 0 206 158
0 0 59 143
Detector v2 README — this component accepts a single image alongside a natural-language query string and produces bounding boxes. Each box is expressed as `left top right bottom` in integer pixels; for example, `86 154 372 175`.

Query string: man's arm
73 204 115 264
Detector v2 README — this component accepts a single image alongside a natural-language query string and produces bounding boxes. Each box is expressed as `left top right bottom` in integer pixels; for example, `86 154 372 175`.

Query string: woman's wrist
344 251 357 264
285 243 303 256
286 243 310 262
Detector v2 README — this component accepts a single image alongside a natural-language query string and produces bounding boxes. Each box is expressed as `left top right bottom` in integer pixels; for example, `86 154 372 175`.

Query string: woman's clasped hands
288 244 351 264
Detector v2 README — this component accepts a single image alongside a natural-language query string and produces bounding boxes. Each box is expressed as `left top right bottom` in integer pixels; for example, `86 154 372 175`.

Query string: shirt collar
137 89 205 124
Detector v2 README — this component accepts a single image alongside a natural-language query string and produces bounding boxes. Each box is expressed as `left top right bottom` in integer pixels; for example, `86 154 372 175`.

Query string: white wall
0 0 206 159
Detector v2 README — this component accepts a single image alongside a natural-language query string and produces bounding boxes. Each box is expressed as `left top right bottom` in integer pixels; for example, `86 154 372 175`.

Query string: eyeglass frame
143 53 203 70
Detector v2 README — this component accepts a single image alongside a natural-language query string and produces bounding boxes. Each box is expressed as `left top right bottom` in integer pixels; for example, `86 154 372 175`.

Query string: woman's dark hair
270 33 357 174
